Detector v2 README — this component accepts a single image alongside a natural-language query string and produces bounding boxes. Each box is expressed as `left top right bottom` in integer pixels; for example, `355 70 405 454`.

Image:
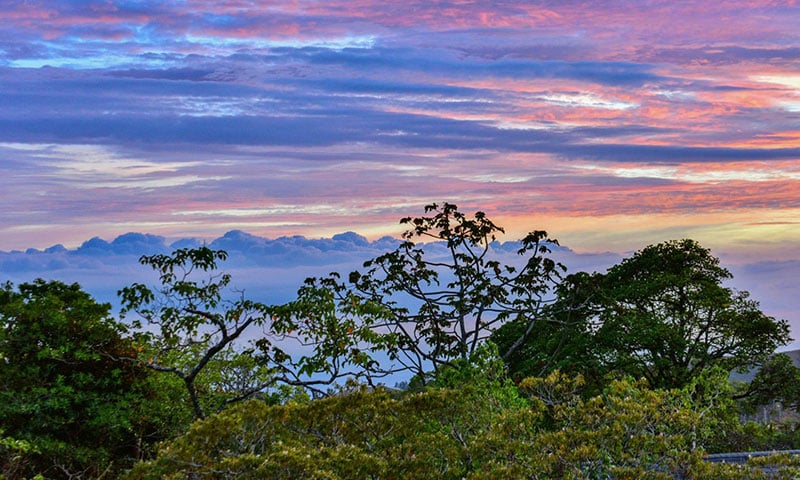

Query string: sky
0 2 799 340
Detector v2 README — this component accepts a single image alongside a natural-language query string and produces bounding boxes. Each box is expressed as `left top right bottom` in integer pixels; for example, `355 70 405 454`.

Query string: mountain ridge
5 229 573 257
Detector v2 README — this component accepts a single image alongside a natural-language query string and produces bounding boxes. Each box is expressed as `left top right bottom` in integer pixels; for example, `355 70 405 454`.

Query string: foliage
119 247 275 419
0 280 170 479
746 452 800 478
735 353 800 413
4 211 799 478
125 365 791 480
1 429 40 480
490 277 601 383
496 239 791 391
481 378 687 478
474 369 744 478
125 382 522 479
119 246 386 418
279 202 565 386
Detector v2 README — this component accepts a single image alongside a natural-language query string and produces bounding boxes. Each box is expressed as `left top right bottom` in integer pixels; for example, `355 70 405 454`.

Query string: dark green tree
0 280 164 479
496 239 790 391
489 272 602 383
734 353 800 412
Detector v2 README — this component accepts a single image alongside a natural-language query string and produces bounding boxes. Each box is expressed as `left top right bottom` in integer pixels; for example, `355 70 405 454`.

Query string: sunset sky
1 1 798 256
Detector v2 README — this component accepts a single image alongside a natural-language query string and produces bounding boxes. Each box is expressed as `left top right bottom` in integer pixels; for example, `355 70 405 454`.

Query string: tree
496 239 791 391
119 246 378 417
119 247 276 419
1 429 39 480
733 352 800 425
279 203 565 385
490 273 601 383
0 280 163 479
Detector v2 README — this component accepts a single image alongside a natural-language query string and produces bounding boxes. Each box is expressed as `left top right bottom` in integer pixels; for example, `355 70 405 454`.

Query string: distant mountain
730 349 800 384
0 229 591 285
5 230 575 267
10 230 398 260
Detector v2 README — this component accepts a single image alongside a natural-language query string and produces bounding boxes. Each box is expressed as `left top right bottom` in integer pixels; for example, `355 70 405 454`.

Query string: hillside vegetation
2 204 800 479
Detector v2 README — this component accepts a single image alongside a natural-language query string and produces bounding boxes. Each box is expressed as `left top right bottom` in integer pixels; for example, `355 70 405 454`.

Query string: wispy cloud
0 1 798 269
